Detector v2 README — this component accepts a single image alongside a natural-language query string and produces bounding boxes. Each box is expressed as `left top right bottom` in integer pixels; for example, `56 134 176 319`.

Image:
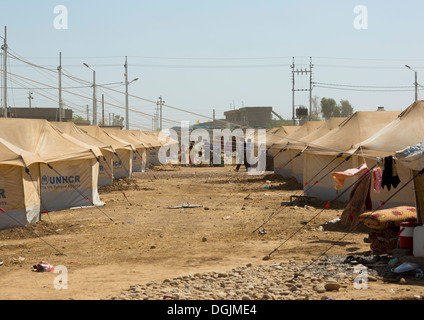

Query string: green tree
340 99 354 117
113 115 124 127
320 98 340 120
320 98 354 120
72 115 85 122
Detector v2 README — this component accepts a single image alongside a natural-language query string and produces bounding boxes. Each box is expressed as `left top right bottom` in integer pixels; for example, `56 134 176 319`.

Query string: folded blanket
359 206 417 230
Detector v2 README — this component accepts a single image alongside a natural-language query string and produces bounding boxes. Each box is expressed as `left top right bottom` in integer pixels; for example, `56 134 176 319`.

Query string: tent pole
413 171 424 225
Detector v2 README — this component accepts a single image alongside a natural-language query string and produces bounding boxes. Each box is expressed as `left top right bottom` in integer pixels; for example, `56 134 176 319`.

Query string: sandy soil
0 165 423 300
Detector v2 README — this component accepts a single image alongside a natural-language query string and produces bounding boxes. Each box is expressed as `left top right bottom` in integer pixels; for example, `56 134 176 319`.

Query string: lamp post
157 96 165 131
405 65 418 101
124 56 139 130
125 73 139 130
83 63 97 125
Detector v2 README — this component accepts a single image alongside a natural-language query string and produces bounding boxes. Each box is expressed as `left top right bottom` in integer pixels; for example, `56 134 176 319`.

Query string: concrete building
7 107 73 122
224 107 272 129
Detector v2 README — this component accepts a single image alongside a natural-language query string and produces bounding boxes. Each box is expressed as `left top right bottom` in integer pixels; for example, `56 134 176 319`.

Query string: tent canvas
130 130 155 168
396 141 424 224
270 121 324 178
0 137 44 230
52 122 115 187
281 118 347 183
302 111 401 205
141 131 165 166
102 127 147 173
0 118 103 213
341 101 424 208
78 126 133 179
265 126 301 151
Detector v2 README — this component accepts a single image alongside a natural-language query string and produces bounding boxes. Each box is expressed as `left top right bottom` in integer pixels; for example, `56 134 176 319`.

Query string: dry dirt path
0 166 422 300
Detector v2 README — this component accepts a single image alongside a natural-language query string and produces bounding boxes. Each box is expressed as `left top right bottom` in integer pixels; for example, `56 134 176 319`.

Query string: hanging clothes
373 167 382 193
331 163 368 190
381 156 401 191
340 169 373 230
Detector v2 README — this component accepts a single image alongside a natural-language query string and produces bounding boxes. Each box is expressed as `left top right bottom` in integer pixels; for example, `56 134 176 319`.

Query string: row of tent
263 100 424 212
0 119 173 230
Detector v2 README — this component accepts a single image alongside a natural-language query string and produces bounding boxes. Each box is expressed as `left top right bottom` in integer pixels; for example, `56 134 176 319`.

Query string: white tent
345 101 424 208
102 127 148 173
302 111 400 204
52 122 115 187
0 137 44 230
0 119 103 212
396 141 424 225
279 118 346 183
269 121 324 178
78 126 134 179
141 131 165 166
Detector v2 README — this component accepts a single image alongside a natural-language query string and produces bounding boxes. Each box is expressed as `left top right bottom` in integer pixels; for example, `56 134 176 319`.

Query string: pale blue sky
1 0 424 129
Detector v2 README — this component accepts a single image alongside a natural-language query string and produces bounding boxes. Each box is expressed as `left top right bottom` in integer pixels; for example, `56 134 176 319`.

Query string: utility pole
125 56 129 130
309 57 314 121
93 69 97 125
86 105 89 122
58 52 63 122
291 57 313 125
28 91 33 108
2 26 8 118
83 63 97 125
291 57 295 126
102 94 105 126
405 65 418 101
157 96 165 131
124 57 139 130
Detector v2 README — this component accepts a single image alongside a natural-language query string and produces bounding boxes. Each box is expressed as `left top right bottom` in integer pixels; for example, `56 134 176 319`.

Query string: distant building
7 107 73 122
224 107 273 129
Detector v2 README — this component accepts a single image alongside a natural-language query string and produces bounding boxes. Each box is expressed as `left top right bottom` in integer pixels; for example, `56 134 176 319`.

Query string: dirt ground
0 165 423 301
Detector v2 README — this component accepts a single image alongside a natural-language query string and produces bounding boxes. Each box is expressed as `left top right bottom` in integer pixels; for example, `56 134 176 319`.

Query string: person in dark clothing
189 141 195 166
235 139 250 172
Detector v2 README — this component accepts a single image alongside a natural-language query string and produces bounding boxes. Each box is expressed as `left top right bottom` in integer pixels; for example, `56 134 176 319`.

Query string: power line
3 82 125 90
313 81 414 89
314 85 420 92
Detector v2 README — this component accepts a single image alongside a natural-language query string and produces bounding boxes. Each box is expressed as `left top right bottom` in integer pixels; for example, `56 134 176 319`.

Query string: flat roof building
224 107 272 129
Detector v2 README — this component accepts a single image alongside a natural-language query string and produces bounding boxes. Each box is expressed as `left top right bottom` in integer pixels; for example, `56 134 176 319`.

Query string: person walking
235 138 250 172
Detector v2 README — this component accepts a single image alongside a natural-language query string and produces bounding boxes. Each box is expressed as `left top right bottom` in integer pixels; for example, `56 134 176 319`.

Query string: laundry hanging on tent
340 169 373 230
373 167 382 194
381 156 401 191
331 163 368 190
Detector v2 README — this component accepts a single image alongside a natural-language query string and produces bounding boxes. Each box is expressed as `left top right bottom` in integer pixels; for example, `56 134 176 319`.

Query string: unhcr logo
41 175 81 185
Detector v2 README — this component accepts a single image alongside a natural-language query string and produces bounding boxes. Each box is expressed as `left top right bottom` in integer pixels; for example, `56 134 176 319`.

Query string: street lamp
83 63 97 125
405 65 418 101
124 55 139 130
125 77 139 130
157 96 165 131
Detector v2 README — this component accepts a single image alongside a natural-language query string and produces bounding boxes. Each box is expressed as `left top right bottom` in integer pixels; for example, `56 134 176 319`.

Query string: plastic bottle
413 225 424 257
